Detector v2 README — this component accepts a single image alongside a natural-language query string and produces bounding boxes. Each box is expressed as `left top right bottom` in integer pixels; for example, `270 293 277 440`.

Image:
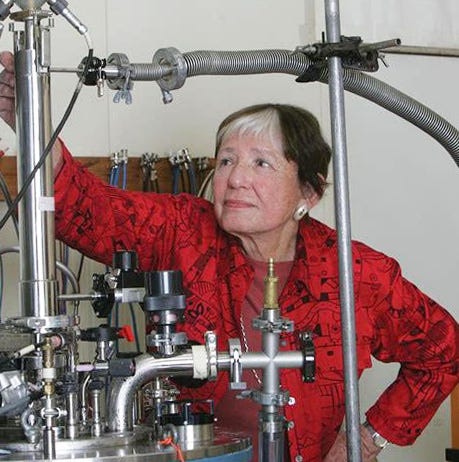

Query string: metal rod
383 44 459 58
324 1 362 461
58 293 102 302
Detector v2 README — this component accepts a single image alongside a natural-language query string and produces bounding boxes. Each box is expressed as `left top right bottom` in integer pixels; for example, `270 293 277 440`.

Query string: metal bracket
228 338 246 390
205 331 218 380
252 317 294 334
238 388 290 407
295 35 401 82
299 331 315 383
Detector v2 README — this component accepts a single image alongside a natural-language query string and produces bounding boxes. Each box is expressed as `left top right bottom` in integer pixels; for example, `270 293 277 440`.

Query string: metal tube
13 14 57 319
66 391 79 439
91 389 102 437
218 351 304 370
324 1 362 461
79 373 91 426
107 352 196 432
58 293 101 302
383 44 459 58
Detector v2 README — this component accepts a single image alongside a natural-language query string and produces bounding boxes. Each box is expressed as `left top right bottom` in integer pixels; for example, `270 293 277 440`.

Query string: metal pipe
58 293 102 302
383 44 459 58
91 388 102 437
107 352 196 432
324 1 362 461
79 373 91 427
66 391 79 439
13 14 57 319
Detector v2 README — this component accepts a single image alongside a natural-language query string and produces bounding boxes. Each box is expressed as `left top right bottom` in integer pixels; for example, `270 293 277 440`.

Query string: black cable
0 170 19 236
76 252 85 283
0 48 94 231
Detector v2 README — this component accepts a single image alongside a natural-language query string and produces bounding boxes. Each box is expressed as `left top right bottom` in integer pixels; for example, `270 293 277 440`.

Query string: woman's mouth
224 199 254 209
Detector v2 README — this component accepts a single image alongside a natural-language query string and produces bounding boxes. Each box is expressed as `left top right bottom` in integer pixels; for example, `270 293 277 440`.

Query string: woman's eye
255 158 270 168
218 158 232 167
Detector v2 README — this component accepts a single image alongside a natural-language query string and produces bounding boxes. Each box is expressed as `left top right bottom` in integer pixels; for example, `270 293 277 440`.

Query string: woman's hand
323 425 381 462
0 51 16 130
0 50 64 176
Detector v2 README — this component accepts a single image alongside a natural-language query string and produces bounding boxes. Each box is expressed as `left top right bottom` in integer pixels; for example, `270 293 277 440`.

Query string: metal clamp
228 338 246 390
152 47 187 92
252 317 294 334
106 53 132 91
205 331 218 380
299 331 315 383
296 36 401 82
239 389 290 407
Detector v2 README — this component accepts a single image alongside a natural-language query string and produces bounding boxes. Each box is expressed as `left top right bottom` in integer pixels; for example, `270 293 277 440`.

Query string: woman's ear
302 183 321 211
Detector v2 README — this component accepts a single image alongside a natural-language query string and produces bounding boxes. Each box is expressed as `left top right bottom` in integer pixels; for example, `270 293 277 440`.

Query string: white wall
0 1 458 461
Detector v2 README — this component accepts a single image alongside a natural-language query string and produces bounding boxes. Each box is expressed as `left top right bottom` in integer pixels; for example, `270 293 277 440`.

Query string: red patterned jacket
55 145 458 462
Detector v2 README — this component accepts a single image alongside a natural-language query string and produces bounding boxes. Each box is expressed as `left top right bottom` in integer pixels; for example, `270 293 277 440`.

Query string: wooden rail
452 386 459 447
0 155 215 198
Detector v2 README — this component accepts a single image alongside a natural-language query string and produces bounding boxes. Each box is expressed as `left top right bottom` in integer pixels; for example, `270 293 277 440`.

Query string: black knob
113 250 138 271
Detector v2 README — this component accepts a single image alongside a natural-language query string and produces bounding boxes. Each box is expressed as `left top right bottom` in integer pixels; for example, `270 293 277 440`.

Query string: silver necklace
239 312 263 386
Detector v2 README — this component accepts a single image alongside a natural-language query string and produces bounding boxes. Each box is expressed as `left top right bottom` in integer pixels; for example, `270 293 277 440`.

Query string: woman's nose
227 162 250 188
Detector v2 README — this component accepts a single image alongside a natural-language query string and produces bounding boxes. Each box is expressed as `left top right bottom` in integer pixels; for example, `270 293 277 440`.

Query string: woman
51 104 459 462
0 51 458 461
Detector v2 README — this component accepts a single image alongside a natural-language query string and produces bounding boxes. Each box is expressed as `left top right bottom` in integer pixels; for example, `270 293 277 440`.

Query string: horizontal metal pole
383 44 459 58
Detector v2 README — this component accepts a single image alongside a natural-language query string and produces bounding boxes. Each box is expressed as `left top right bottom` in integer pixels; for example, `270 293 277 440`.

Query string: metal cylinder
13 13 57 320
66 391 79 439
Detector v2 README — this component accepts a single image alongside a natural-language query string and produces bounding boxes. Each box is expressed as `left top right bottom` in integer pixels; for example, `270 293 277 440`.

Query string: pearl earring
293 204 309 221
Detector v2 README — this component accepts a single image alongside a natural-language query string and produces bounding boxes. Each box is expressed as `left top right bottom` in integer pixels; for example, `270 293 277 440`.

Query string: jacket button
295 456 303 462
287 421 295 430
288 396 296 405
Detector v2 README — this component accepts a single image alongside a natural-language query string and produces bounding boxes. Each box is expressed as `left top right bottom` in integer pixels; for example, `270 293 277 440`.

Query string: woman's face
213 131 307 241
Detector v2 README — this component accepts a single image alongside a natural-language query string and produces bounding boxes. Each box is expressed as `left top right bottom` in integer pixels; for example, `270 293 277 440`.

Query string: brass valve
263 258 279 309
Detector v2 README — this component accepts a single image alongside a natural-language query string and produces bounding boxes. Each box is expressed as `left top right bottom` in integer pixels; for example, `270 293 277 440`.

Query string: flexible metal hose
129 48 459 166
185 49 459 165
184 49 309 76
319 68 459 166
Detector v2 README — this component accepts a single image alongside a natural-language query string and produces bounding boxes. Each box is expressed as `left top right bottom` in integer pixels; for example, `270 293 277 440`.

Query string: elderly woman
0 50 458 462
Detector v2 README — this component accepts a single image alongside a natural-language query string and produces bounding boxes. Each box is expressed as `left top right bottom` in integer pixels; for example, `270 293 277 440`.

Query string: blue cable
172 164 180 194
188 160 198 195
121 162 127 190
108 166 114 185
114 166 120 187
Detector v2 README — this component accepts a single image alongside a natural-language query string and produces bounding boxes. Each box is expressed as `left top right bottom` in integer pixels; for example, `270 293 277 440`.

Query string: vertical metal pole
324 1 362 461
13 13 58 319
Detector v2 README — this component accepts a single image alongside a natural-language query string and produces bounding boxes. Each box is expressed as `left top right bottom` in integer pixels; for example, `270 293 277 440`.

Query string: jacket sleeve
54 143 196 271
359 246 459 446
